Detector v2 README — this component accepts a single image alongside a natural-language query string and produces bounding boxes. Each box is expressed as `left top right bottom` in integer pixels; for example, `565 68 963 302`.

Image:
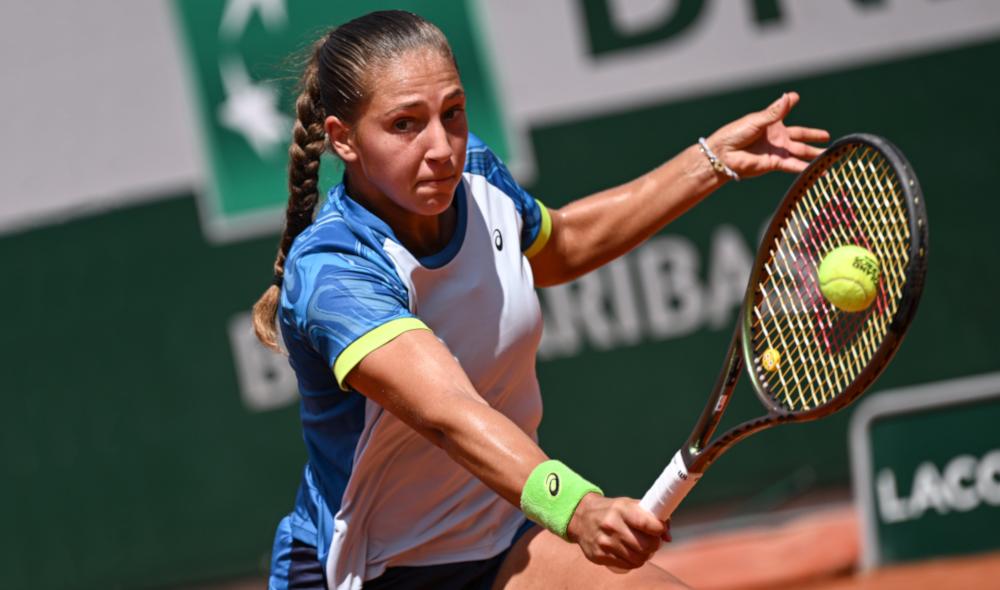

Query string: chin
418 195 454 216
414 182 460 215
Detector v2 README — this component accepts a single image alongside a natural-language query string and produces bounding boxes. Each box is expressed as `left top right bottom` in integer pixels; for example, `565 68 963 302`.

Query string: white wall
0 0 199 234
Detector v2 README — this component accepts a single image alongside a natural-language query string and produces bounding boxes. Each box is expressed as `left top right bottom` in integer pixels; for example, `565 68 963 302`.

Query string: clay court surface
655 505 1000 589
192 504 1000 589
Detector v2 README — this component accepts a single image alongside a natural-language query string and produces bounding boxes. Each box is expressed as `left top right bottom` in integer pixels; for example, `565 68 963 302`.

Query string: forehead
365 48 462 108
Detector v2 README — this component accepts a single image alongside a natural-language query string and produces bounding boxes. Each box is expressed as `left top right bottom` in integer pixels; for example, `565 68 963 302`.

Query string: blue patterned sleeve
465 135 552 257
284 250 428 388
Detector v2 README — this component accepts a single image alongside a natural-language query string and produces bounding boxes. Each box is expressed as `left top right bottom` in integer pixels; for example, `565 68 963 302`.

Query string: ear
325 115 357 162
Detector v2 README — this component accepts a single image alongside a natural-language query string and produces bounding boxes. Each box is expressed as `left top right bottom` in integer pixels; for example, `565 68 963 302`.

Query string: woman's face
333 48 468 217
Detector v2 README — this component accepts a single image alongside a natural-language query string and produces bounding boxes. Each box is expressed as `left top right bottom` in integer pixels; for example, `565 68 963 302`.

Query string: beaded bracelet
698 137 740 181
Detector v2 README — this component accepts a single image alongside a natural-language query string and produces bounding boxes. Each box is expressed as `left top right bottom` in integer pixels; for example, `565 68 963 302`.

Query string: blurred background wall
2 1 999 588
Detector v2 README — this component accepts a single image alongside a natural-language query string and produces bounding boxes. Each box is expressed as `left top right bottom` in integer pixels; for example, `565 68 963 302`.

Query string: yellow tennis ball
818 245 881 312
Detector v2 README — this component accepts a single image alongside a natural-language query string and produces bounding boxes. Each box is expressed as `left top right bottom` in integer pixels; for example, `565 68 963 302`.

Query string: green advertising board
851 373 1000 568
171 0 513 242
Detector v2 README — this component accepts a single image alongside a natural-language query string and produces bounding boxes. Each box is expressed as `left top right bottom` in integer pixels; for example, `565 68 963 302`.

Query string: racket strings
751 145 912 412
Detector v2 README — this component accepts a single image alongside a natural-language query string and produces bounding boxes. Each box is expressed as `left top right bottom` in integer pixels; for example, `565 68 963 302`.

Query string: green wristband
520 460 603 540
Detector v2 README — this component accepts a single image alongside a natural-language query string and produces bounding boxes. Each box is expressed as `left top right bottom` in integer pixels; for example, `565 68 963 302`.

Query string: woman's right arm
345 328 665 569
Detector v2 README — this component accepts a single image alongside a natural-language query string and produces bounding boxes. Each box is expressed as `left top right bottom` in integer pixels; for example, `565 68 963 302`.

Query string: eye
443 106 465 121
392 118 415 132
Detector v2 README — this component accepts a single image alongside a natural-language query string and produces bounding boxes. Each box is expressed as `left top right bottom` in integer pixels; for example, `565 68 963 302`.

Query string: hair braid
252 40 327 352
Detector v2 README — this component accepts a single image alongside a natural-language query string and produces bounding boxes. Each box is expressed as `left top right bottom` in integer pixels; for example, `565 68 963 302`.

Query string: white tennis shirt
277 134 551 589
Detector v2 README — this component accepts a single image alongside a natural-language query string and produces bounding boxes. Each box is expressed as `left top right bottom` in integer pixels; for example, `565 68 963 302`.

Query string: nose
424 118 454 163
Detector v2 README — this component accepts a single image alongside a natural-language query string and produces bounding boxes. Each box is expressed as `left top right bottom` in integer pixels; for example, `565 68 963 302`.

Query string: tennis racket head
740 134 928 420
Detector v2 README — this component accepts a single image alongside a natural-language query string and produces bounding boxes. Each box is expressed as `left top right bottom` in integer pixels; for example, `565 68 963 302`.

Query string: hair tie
272 274 284 288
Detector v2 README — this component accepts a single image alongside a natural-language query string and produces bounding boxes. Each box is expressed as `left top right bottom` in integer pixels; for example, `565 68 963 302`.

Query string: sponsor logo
538 224 753 360
494 228 504 251
481 0 1000 135
546 472 561 496
853 256 881 284
761 348 781 372
876 449 1000 524
713 391 731 413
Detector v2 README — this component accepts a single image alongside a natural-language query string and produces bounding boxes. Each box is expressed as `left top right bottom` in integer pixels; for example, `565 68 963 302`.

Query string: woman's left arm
530 92 829 287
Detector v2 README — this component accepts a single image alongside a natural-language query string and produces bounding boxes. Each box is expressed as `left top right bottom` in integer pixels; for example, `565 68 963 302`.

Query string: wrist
565 491 602 543
684 143 728 193
697 137 740 182
520 459 603 540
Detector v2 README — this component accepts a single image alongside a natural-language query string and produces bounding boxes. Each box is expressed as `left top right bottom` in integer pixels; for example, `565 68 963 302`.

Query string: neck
345 174 457 258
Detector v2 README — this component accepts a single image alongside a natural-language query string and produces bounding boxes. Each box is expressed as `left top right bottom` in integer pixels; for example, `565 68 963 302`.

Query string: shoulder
283 190 407 312
464 132 505 178
288 186 393 272
463 133 551 256
463 132 532 205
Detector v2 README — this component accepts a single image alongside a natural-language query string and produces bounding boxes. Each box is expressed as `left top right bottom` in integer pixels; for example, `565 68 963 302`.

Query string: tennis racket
639 133 929 521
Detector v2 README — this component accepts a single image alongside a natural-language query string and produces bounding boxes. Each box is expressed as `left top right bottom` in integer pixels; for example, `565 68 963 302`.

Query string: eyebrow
385 88 466 116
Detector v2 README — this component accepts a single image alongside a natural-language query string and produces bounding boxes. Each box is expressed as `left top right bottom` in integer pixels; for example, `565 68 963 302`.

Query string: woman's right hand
566 493 668 570
704 91 829 179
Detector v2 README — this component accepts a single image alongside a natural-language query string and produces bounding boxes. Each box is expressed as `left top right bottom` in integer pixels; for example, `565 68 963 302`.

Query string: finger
623 504 665 537
778 156 809 174
755 92 792 126
787 126 830 143
606 512 661 561
786 91 801 109
662 519 672 543
612 543 650 569
622 528 662 556
786 141 825 160
613 519 658 556
598 536 646 569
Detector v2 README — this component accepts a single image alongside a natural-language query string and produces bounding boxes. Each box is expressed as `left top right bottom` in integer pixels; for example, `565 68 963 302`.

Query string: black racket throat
680 318 791 474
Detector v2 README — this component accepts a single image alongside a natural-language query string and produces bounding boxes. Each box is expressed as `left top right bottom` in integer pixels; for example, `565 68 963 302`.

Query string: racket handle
639 450 702 521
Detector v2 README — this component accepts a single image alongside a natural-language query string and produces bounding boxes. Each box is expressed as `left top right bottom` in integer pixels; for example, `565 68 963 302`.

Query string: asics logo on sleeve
493 228 503 251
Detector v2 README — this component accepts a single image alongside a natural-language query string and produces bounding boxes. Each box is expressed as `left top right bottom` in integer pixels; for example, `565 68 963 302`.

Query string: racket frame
679 134 929 475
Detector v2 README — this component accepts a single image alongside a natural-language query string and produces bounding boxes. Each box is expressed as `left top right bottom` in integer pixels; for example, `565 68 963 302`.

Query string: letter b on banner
580 0 706 57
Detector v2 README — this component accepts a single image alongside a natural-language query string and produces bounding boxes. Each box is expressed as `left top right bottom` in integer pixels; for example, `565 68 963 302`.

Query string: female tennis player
253 10 828 590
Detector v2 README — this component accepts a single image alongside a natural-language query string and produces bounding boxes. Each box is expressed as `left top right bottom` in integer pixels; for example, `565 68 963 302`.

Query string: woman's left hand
706 92 830 178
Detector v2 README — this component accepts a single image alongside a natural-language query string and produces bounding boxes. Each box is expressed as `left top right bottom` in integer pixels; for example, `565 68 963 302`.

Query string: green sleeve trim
520 459 603 539
523 200 552 259
332 318 430 390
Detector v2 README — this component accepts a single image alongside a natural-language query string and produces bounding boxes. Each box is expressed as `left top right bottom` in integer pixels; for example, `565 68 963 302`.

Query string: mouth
417 173 459 185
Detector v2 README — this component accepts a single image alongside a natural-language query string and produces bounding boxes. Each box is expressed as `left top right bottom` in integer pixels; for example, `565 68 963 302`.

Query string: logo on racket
545 473 560 496
761 348 781 372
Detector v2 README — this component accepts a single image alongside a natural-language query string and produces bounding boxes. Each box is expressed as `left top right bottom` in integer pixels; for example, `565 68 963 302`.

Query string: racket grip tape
639 450 702 521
